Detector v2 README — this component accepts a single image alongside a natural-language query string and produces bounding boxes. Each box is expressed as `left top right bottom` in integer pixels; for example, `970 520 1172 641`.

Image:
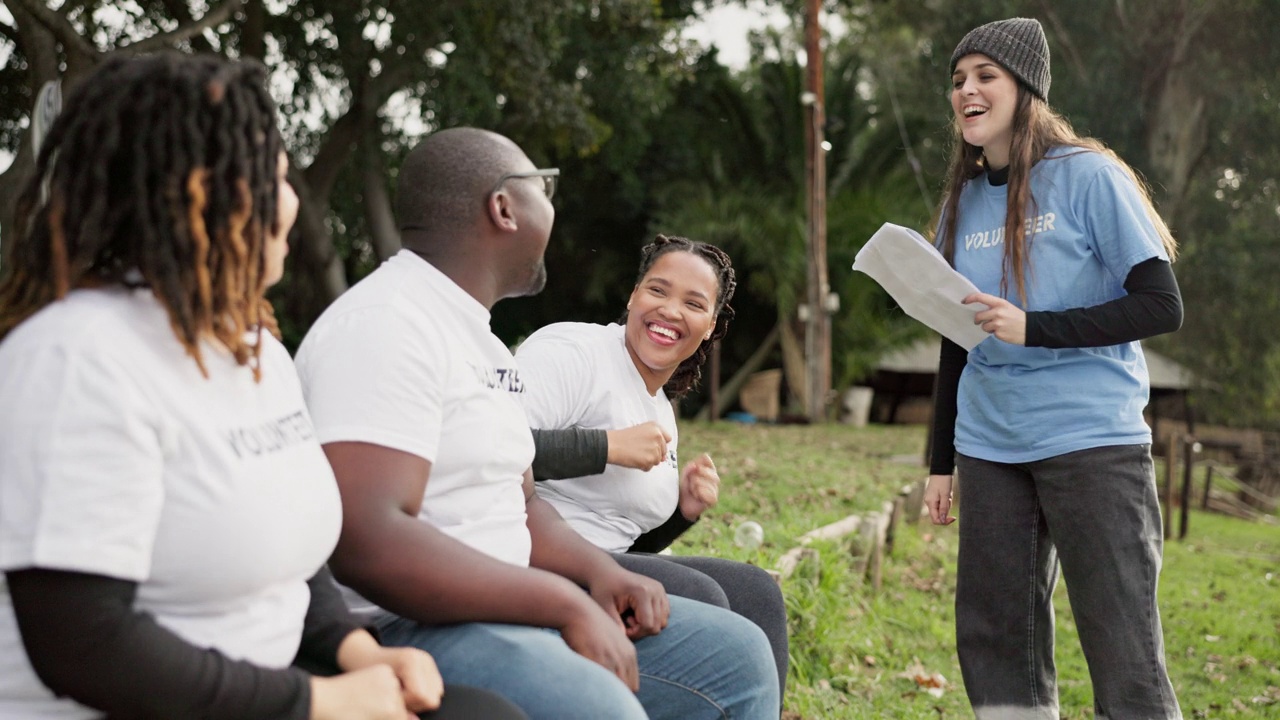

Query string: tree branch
303 45 419 203
1037 0 1088 85
55 0 93 18
363 140 401 262
0 20 21 47
157 0 216 53
122 0 243 53
5 0 97 59
302 101 366 206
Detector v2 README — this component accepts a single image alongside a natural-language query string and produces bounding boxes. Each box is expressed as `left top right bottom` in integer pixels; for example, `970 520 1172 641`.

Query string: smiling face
951 53 1020 168
624 250 720 395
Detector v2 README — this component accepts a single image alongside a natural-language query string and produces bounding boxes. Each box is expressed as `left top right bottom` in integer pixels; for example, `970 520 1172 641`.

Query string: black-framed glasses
491 168 559 200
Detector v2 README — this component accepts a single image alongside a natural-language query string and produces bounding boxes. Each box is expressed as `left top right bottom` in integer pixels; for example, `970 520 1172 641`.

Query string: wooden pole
1201 464 1213 510
802 0 830 423
1179 436 1194 539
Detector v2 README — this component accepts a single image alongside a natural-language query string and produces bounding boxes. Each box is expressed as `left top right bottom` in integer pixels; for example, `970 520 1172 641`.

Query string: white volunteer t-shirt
295 250 533 615
517 322 680 553
0 288 342 720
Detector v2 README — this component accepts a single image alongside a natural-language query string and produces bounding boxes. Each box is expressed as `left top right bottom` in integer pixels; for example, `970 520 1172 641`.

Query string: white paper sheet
852 222 991 351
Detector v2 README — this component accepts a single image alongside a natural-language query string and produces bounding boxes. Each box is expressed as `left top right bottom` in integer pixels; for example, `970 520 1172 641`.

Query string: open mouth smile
647 322 682 344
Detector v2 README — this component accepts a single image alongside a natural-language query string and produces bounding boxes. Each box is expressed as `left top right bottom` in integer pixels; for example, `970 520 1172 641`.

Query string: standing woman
924 18 1184 720
517 235 789 696
0 54 522 720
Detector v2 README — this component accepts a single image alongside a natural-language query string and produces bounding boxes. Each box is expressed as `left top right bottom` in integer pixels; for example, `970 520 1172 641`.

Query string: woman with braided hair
517 235 789 697
0 54 523 720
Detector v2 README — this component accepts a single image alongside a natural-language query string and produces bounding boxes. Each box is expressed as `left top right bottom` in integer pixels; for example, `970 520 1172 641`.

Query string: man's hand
678 453 719 521
606 422 672 471
966 292 1026 345
587 565 670 641
557 598 642 691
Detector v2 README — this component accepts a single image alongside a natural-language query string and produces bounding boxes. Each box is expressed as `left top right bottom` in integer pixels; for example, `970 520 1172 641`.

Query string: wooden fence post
886 496 905 555
1201 464 1214 510
902 480 926 527
776 547 820 581
1179 437 1196 540
1163 433 1178 540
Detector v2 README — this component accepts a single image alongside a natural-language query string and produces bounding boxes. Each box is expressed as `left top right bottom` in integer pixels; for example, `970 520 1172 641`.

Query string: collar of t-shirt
986 164 1010 186
396 249 491 326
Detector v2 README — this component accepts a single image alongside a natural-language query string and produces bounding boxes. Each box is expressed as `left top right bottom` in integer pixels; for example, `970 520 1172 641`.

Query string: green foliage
833 0 1280 425
7 0 1279 424
641 30 940 392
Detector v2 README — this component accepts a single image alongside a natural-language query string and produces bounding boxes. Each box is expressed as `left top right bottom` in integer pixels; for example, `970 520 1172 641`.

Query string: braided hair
622 234 737 399
0 53 284 379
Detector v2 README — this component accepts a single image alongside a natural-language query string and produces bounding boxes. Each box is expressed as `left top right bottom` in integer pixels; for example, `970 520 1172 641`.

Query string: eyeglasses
491 168 559 200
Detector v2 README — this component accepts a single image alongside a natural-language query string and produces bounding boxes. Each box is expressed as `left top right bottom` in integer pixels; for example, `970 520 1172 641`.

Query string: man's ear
487 190 519 232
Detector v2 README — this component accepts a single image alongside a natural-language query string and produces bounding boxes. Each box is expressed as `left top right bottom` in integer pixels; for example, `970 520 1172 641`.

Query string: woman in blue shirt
925 17 1184 720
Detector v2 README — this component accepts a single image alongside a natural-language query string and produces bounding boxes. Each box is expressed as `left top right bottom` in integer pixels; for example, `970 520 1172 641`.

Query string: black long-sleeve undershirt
530 427 696 553
7 566 364 719
530 427 609 481
928 256 1183 475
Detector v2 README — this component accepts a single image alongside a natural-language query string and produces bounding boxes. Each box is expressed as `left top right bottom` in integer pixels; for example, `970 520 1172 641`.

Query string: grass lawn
671 422 1280 719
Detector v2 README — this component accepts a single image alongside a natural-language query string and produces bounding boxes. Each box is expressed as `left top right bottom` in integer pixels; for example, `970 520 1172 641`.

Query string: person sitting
0 53 523 720
518 235 789 696
294 127 780 720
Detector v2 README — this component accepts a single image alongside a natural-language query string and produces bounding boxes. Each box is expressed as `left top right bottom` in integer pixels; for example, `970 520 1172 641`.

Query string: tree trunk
1137 0 1212 228
0 4 64 250
285 165 349 323
241 0 265 60
363 147 401 262
281 98 370 324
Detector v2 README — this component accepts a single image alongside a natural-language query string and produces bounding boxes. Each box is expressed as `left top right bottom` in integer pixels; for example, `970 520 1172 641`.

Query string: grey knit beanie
949 17 1051 101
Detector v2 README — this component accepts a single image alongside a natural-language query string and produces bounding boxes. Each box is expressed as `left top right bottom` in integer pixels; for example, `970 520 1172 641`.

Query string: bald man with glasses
295 128 778 720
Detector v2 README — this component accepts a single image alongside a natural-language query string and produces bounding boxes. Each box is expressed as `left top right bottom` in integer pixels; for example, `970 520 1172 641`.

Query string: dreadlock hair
0 52 284 379
620 234 737 399
933 83 1177 306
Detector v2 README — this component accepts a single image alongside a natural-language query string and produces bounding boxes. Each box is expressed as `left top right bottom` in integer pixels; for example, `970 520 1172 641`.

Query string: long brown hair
933 85 1177 305
0 53 283 378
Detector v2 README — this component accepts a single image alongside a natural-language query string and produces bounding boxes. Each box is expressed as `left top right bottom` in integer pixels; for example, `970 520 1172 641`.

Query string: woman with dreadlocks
516 235 789 697
0 54 524 720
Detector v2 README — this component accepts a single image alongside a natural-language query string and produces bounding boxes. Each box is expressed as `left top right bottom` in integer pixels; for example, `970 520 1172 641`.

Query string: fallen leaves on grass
898 659 949 698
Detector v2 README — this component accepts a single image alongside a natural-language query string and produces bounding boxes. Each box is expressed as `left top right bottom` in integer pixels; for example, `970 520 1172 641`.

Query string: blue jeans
612 553 789 697
955 445 1182 720
376 595 779 720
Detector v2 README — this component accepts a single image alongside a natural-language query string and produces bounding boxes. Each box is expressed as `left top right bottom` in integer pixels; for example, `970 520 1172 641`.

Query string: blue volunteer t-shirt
949 147 1169 463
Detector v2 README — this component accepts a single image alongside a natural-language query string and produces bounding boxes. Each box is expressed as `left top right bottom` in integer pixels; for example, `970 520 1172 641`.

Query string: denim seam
1026 496 1041 710
1138 451 1174 717
638 672 728 719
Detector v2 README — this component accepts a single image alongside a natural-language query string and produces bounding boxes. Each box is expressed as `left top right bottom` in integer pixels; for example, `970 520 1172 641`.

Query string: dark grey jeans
955 444 1182 720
